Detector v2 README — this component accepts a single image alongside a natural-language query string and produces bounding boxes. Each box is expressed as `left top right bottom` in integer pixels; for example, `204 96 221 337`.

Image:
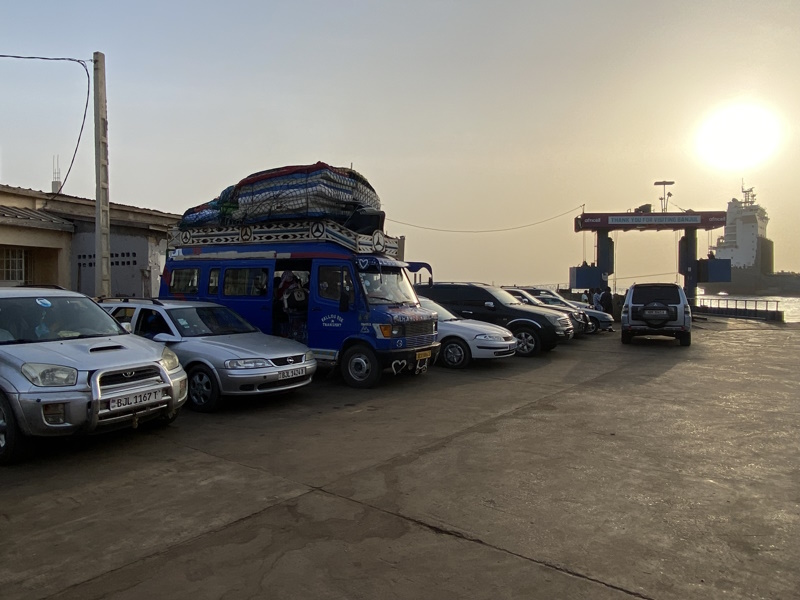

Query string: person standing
581 289 589 303
593 288 603 311
600 286 613 314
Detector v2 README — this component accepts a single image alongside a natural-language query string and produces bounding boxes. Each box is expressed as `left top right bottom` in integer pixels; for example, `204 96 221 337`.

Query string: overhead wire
385 203 584 233
0 54 91 199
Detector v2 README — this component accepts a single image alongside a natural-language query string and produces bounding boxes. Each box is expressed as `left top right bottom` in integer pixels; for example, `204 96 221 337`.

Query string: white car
418 297 517 369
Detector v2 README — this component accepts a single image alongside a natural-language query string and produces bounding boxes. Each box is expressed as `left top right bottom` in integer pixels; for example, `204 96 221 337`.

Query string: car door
453 288 506 326
306 260 360 361
133 308 176 340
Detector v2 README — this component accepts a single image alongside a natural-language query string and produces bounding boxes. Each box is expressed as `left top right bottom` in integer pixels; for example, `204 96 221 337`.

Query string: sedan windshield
167 306 258 337
490 288 530 306
359 268 418 306
0 296 124 344
419 298 458 321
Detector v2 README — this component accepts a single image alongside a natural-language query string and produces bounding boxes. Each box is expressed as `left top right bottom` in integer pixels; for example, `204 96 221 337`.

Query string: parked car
506 287 614 333
0 288 188 464
620 283 692 346
413 283 573 356
99 298 317 411
502 287 589 335
418 297 517 368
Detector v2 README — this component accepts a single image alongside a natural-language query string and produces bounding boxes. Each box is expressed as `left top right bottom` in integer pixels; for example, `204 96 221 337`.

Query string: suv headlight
225 358 270 369
22 363 78 387
160 347 182 371
475 333 504 341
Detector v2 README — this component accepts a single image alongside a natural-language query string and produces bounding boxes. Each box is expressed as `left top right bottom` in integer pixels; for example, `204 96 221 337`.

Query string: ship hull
702 266 800 297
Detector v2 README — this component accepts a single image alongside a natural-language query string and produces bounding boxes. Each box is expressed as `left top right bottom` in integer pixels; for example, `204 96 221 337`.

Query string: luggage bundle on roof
179 162 382 230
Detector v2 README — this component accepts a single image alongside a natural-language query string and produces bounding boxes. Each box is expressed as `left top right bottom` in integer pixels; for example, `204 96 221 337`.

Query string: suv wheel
440 337 471 369
621 331 632 344
513 327 541 357
679 332 691 347
0 393 26 465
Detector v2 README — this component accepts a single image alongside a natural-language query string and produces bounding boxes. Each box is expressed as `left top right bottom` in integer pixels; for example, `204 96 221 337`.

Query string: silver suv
0 288 188 464
620 283 692 346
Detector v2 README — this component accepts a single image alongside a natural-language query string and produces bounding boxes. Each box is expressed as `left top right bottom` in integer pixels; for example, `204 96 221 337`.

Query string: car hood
181 332 309 357
438 319 513 338
507 303 570 320
0 334 163 370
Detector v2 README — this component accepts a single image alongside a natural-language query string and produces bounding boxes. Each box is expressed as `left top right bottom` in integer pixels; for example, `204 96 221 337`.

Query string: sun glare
695 103 781 170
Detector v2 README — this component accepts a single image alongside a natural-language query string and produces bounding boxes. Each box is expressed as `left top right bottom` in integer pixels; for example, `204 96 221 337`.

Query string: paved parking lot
2 319 799 600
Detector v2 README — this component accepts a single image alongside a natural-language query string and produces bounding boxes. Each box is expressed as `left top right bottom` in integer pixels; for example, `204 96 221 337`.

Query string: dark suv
413 283 573 356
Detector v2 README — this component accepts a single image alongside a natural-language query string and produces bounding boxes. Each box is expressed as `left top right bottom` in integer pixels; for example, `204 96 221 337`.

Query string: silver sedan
100 299 317 412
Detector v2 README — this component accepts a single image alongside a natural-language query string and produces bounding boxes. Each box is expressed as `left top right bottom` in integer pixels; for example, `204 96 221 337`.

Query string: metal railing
691 297 784 322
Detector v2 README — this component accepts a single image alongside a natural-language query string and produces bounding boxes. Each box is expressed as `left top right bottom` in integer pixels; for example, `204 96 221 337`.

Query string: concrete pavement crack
317 487 658 600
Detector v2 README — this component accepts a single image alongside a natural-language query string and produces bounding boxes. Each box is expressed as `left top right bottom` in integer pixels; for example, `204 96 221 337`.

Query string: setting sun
695 103 781 170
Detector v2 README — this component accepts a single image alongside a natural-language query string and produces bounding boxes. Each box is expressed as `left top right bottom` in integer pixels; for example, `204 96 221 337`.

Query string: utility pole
93 51 111 297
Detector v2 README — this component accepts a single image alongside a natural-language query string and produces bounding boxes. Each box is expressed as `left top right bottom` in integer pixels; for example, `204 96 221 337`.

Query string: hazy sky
2 0 798 289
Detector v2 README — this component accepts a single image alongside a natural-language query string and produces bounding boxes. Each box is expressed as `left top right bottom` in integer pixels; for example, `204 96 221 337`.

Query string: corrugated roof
0 206 75 232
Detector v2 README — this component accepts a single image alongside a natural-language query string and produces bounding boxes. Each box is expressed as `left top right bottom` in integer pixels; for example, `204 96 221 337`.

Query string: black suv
413 282 573 356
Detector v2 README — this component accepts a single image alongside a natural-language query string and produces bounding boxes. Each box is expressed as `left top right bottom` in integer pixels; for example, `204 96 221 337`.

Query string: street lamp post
654 180 674 212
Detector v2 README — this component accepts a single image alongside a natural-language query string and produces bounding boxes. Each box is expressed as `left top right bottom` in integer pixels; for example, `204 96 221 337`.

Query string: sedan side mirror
153 333 182 343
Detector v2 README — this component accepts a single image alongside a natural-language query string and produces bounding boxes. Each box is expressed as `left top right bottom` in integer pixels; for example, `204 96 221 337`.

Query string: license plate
109 389 160 410
645 310 668 317
416 350 432 360
279 367 306 380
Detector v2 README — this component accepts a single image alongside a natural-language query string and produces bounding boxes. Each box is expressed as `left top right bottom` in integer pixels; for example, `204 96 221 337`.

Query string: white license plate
279 367 306 380
109 389 161 410
645 310 668 316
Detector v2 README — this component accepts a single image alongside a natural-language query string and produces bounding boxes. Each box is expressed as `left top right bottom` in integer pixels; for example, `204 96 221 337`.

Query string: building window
0 248 29 285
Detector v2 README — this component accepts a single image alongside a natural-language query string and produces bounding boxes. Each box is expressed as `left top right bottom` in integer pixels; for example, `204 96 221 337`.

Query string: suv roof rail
15 284 67 289
95 296 165 306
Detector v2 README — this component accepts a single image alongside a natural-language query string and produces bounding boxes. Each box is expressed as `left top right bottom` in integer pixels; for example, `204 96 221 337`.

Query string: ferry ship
703 186 800 296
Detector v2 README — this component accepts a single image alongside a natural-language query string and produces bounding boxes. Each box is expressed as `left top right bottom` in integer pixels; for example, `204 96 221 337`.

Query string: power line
614 271 677 281
385 204 584 233
0 54 91 199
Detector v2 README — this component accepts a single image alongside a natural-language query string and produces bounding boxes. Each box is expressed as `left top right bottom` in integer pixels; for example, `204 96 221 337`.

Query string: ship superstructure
704 185 800 296
713 187 772 270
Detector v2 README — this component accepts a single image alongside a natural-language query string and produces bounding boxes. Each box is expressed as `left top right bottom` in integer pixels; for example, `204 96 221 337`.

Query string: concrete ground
1 318 798 600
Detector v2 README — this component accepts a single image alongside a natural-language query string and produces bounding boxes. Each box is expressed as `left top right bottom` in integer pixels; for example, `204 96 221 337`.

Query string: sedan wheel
441 338 471 369
585 319 598 334
187 366 221 412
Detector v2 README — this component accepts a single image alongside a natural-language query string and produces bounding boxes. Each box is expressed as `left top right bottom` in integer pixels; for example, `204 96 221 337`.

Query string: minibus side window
170 268 199 294
208 268 220 295
223 268 270 296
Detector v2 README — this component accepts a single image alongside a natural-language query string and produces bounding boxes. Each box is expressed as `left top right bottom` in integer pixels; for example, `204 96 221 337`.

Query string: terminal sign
575 211 727 232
